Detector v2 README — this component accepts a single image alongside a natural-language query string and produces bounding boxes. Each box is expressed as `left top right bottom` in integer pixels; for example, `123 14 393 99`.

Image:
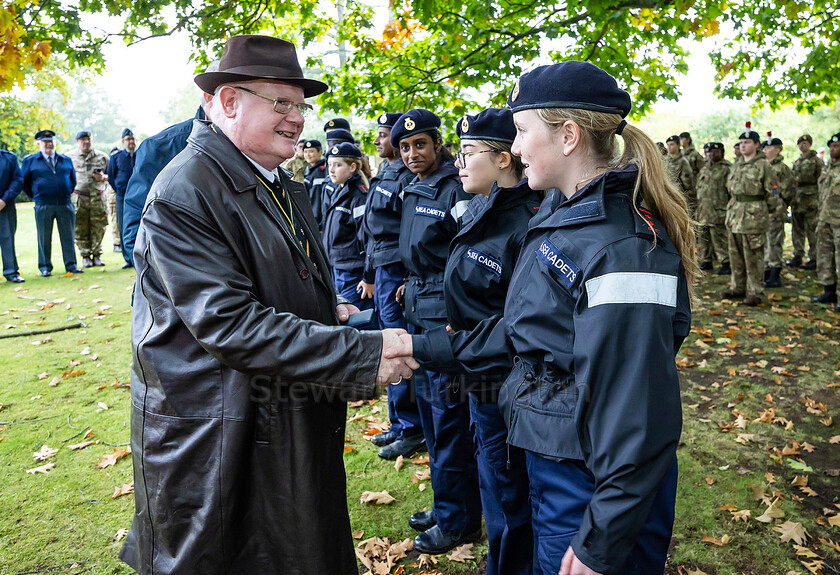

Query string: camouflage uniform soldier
789 134 823 269
733 142 742 163
665 135 695 208
66 130 109 267
811 131 840 311
281 139 307 183
762 135 792 287
696 142 731 274
680 131 705 179
723 127 778 306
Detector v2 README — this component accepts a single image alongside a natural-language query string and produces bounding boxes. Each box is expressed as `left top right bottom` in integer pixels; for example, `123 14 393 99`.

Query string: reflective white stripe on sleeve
313 178 325 185
585 272 678 308
353 205 366 219
450 200 470 220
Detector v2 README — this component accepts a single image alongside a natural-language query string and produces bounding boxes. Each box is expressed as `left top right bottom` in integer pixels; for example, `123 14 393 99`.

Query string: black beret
764 137 783 147
325 128 354 143
390 109 441 146
506 61 632 118
829 132 840 146
739 130 760 143
707 142 724 151
121 128 134 139
303 139 322 150
75 130 91 140
679 131 691 139
324 118 351 132
35 129 55 141
326 142 362 159
797 134 813 144
455 108 516 143
376 112 403 129
665 135 680 144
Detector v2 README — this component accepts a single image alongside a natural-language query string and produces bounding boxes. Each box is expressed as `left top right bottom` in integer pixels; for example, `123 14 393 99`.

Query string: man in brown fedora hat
120 34 418 575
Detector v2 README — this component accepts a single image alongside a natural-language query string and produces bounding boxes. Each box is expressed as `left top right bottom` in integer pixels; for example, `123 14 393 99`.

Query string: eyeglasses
233 86 314 117
454 149 495 167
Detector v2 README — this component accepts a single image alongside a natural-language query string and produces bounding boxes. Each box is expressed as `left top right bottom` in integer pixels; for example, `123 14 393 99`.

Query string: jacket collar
457 179 539 237
408 160 459 187
531 164 638 231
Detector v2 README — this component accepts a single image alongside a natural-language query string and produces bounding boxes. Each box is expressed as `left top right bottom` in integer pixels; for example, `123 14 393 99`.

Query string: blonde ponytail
534 108 699 297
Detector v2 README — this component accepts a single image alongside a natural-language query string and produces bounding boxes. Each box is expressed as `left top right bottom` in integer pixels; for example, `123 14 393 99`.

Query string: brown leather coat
120 120 382 575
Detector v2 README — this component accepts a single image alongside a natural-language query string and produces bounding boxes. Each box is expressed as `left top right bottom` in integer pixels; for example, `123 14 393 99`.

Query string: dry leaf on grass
447 543 475 562
114 528 129 541
32 444 58 461
394 455 404 472
360 490 395 505
774 521 809 545
26 462 55 474
112 481 135 499
68 440 95 451
756 498 785 523
97 447 131 469
730 509 751 522
701 534 731 546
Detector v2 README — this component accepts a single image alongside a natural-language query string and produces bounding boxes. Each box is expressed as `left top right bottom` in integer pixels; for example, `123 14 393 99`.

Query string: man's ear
216 86 238 118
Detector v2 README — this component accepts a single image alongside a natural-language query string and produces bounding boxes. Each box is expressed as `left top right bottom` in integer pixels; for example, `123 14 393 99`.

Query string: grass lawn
0 204 838 575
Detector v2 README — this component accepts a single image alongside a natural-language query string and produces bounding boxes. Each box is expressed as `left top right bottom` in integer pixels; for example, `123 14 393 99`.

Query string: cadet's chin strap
615 119 628 135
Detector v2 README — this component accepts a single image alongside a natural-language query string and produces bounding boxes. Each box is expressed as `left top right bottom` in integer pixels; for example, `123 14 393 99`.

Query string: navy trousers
376 262 422 438
34 203 77 273
332 267 374 311
411 336 482 536
0 204 19 278
526 452 678 575
115 192 131 264
469 395 533 575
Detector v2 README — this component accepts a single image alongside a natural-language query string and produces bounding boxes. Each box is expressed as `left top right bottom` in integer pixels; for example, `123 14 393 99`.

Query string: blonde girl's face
512 109 564 191
328 157 356 186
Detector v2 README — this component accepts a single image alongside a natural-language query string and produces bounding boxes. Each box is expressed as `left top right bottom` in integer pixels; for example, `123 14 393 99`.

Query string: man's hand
377 328 418 385
395 284 406 302
337 303 360 323
92 171 106 182
357 280 374 300
0 199 6 211
559 547 602 575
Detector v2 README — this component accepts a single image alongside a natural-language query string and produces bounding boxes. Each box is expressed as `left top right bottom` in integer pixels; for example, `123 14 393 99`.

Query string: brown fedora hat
194 35 328 98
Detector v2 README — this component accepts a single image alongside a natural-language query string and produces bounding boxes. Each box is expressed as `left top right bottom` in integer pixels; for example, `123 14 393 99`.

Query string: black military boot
802 259 817 270
700 261 714 271
413 525 483 555
409 510 437 532
715 262 731 275
811 284 837 304
786 255 802 267
763 267 781 288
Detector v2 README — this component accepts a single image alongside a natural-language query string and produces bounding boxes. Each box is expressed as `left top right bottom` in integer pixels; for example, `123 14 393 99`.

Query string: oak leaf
447 543 475 562
26 462 55 474
774 521 809 544
394 455 404 471
33 444 58 461
112 481 134 498
114 528 129 541
68 440 95 450
96 447 131 469
360 490 395 505
756 498 785 523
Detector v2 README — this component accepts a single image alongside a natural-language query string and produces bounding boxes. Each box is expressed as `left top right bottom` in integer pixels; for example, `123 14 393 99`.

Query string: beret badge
511 78 520 102
328 120 335 127
404 117 416 131
379 113 388 123
461 117 469 133
331 146 339 154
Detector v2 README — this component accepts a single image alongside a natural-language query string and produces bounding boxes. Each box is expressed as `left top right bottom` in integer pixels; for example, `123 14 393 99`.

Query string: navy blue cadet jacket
124 107 206 266
21 153 75 205
414 166 691 574
107 149 136 197
362 157 414 275
303 159 327 226
399 160 471 329
0 150 23 204
445 179 541 333
323 173 369 275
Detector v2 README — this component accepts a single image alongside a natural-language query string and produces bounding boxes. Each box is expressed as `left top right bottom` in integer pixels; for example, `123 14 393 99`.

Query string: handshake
376 328 417 385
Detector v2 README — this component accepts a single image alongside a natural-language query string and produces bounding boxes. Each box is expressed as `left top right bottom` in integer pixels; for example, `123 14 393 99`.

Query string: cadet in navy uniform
324 117 351 133
390 63 696 575
0 132 24 283
322 142 373 310
21 130 84 276
302 140 326 226
362 112 426 459
393 108 482 554
447 108 540 575
107 128 138 268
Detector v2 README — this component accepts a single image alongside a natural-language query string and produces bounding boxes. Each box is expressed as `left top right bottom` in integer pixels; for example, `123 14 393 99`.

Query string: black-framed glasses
233 86 314 117
455 149 495 167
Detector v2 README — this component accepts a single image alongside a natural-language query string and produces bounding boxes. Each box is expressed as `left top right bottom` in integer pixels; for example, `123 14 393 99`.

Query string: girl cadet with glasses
399 61 696 575
391 108 482 555
445 108 541 575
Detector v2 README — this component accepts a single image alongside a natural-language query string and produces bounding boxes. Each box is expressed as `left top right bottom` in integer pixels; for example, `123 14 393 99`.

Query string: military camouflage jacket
768 155 793 206
66 148 109 194
792 149 823 194
695 159 730 225
682 145 705 178
818 159 840 225
666 154 695 204
726 154 778 234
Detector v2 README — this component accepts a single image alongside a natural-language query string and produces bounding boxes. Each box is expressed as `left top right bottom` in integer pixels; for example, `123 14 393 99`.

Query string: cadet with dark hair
680 131 704 178
762 134 792 288
789 134 822 269
665 135 695 210
107 128 138 268
362 112 426 459
696 142 731 275
302 139 326 226
0 130 24 282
